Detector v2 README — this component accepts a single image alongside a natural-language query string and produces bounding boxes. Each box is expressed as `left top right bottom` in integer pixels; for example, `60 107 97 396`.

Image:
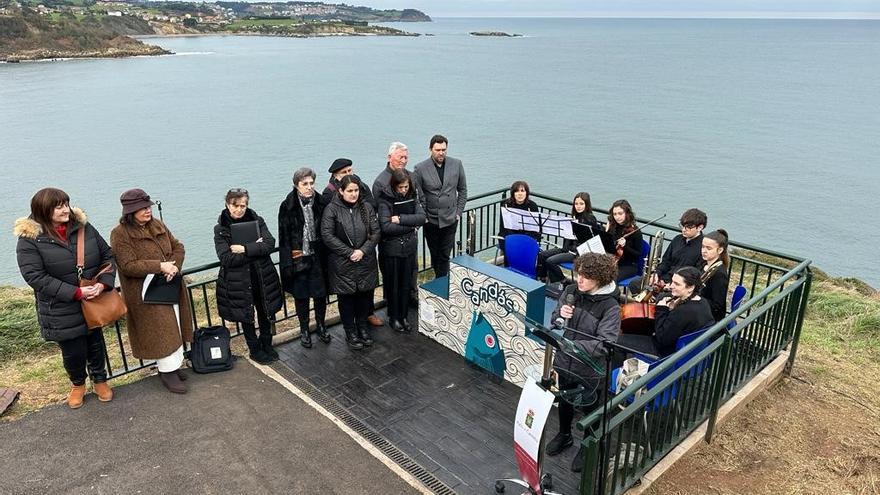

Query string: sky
353 0 880 18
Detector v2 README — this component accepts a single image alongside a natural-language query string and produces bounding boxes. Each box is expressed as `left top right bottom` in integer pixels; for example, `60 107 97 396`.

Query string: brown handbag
77 226 128 329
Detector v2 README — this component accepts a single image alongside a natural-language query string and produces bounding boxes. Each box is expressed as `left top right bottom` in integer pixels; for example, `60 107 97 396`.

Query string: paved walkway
0 360 421 495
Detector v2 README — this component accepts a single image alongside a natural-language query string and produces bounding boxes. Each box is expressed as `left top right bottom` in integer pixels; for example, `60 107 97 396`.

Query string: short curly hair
573 252 618 287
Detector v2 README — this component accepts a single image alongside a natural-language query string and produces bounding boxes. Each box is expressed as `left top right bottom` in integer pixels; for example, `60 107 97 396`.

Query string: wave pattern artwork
419 259 546 388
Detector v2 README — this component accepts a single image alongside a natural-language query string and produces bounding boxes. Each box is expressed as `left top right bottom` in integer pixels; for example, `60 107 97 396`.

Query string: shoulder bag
77 226 128 329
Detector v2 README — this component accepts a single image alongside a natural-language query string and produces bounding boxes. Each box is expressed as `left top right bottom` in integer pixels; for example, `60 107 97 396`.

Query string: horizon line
427 13 880 20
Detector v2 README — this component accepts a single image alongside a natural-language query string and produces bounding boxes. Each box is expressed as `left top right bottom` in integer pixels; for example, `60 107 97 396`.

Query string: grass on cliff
647 275 880 495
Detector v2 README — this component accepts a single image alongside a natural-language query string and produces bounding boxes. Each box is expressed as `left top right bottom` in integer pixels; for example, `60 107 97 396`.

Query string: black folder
143 274 182 304
393 198 415 215
231 220 260 245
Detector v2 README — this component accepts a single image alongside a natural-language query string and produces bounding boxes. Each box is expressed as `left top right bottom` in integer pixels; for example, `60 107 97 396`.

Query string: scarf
299 193 315 256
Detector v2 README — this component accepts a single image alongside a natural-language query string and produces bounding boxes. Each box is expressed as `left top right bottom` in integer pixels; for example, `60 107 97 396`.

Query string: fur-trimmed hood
13 207 87 239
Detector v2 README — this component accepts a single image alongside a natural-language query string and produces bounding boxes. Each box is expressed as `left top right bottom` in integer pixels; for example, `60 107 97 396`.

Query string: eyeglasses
679 223 697 229
228 188 248 195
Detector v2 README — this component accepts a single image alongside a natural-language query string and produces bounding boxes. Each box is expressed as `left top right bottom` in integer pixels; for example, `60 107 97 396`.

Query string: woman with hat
214 188 284 363
110 188 194 394
278 168 332 349
321 174 381 350
15 187 116 409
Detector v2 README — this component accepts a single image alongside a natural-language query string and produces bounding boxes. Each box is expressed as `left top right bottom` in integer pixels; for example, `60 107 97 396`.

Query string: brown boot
159 371 188 394
93 381 113 402
367 314 384 327
67 384 87 409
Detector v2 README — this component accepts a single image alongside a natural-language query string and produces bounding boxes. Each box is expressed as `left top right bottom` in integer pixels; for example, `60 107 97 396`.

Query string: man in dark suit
412 135 468 278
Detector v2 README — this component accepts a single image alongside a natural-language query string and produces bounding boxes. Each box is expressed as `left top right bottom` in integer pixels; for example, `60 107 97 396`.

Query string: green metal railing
97 189 811 495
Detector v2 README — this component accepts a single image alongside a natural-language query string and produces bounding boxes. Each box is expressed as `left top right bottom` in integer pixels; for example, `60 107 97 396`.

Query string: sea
1 17 878 287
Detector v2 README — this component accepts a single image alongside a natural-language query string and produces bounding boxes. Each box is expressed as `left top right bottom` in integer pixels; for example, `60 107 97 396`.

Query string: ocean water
1 18 878 286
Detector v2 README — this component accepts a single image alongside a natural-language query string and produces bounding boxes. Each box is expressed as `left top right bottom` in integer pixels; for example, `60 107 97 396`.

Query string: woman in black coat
15 188 116 409
278 168 331 349
214 189 284 364
321 174 381 350
498 180 541 256
377 169 426 333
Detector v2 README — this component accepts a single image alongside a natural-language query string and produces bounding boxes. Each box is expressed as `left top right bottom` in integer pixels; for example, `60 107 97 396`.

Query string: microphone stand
551 319 653 495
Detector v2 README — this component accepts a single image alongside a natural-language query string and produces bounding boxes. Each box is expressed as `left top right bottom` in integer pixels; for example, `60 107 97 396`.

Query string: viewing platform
59 188 813 495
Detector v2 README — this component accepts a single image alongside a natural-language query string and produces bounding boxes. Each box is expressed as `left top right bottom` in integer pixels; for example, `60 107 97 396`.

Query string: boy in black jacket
651 208 707 287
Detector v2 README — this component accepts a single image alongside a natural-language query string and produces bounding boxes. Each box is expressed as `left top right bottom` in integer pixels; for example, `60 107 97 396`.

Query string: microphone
564 293 575 329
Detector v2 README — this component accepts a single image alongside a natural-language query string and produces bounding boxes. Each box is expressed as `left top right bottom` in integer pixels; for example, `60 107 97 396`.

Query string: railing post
704 332 733 443
579 435 602 495
785 270 812 376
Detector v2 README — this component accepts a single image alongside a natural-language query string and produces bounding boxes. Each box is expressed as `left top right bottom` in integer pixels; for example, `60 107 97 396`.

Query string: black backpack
189 326 234 373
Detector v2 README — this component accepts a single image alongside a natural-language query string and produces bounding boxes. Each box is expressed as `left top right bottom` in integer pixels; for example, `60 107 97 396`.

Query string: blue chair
501 234 541 279
617 239 651 286
727 285 747 331
609 325 714 455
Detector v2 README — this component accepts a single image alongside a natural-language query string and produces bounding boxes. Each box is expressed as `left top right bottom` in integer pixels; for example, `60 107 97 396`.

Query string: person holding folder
111 188 193 394
377 169 426 332
214 188 284 363
537 192 603 283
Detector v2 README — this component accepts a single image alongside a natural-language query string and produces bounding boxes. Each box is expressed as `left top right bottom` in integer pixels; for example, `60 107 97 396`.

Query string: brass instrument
465 210 476 256
632 231 665 302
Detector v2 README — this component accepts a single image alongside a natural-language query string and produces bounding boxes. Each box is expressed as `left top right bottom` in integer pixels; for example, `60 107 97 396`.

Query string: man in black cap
321 158 384 327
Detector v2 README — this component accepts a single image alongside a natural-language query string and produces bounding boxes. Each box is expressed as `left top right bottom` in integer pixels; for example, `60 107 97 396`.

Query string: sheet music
500 208 575 239
576 235 606 255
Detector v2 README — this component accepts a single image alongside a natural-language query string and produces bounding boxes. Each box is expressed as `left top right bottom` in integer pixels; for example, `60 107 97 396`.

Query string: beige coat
110 219 193 360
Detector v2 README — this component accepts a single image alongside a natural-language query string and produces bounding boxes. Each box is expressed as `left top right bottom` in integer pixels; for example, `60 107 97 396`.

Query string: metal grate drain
271 363 457 495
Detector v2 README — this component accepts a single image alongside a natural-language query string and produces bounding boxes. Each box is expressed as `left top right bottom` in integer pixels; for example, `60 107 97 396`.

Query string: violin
614 225 636 260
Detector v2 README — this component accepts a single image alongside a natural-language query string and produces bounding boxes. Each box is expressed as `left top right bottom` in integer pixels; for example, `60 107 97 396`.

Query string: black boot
316 322 332 344
401 317 412 333
259 333 279 361
259 332 279 361
344 327 364 350
545 431 573 456
248 340 273 365
390 319 405 333
299 323 312 349
357 320 373 347
571 445 586 472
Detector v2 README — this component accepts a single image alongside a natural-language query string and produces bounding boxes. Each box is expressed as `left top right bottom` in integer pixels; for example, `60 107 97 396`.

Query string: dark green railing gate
98 189 811 495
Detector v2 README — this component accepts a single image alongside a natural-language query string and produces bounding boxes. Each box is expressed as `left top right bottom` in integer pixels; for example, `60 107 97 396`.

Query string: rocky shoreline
2 44 170 63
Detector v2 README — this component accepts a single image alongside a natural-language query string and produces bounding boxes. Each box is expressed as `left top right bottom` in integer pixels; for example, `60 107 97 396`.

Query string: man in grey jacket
412 134 467 278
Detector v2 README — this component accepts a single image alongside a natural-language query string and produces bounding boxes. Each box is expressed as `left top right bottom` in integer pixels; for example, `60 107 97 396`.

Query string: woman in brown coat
110 189 193 394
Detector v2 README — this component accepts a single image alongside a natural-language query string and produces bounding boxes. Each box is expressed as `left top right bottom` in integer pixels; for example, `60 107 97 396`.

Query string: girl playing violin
700 229 731 323
604 199 642 282
537 192 602 283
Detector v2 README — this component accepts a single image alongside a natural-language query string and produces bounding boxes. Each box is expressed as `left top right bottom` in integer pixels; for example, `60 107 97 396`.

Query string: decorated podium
418 255 551 387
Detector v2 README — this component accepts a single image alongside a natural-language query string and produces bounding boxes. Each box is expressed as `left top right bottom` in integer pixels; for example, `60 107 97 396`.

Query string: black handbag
189 326 234 373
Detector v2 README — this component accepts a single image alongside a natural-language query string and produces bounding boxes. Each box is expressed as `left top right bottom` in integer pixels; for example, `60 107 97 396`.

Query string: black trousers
294 296 327 332
338 291 373 330
57 330 108 386
241 288 273 350
384 254 416 322
423 221 457 278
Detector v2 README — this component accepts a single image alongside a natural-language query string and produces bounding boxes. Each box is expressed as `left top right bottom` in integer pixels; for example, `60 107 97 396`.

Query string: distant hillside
0 7 168 62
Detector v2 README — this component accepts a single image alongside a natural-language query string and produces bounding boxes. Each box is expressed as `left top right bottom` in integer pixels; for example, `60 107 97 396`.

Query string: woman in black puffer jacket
321 175 380 350
15 188 116 409
377 169 426 333
214 189 283 364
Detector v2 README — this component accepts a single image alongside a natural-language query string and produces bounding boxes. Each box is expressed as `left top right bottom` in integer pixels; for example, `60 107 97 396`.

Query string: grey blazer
412 156 468 229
